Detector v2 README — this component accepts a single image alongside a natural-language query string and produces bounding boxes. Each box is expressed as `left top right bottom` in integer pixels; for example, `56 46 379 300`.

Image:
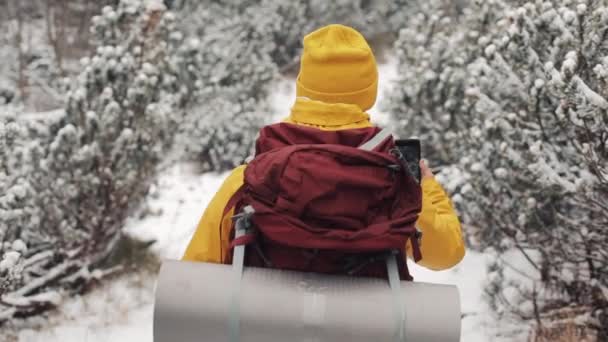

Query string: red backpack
227 123 422 281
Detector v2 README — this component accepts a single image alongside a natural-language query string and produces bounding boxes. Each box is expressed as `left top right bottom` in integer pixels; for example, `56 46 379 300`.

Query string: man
182 24 465 272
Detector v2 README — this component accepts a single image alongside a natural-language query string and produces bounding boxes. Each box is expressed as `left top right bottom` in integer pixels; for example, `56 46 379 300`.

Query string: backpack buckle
411 229 423 262
232 206 255 231
415 228 423 246
387 164 401 172
232 205 255 220
389 147 403 159
230 206 256 249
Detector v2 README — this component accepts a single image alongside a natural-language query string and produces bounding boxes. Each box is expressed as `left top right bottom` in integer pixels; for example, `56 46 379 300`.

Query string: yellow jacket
183 99 465 271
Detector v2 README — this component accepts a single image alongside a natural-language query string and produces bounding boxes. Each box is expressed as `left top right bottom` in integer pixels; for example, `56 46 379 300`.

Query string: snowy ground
5 59 513 341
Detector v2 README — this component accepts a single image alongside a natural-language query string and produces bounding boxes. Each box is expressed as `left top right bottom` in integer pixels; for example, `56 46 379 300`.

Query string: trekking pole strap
386 251 406 342
229 206 254 342
359 128 392 151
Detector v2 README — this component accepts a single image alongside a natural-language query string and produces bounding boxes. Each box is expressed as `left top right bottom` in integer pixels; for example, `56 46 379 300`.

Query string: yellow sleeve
407 177 466 270
181 165 246 263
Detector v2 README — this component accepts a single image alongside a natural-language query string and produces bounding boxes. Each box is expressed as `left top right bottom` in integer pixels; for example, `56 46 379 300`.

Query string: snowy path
9 59 503 341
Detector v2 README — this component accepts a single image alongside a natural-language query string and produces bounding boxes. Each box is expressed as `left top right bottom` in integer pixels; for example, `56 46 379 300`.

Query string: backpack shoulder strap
358 128 392 151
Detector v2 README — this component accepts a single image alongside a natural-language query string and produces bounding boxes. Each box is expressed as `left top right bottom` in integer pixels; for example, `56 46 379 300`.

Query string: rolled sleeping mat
154 260 461 342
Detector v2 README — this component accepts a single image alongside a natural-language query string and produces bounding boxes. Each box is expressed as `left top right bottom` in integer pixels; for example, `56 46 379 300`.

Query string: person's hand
420 159 434 180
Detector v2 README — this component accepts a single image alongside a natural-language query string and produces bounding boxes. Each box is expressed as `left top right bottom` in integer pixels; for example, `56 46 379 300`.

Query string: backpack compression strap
387 251 406 342
229 205 254 342
360 128 407 342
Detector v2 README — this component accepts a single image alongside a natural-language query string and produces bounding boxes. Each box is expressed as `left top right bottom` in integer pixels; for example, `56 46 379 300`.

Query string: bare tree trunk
57 0 67 75
45 0 65 77
0 1 8 24
77 0 94 53
15 0 28 101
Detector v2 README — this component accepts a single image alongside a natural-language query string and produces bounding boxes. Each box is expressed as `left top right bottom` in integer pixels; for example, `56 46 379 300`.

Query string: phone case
394 140 421 184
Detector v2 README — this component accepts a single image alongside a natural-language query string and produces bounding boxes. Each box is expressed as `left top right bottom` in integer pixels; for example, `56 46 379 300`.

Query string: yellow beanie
296 24 378 111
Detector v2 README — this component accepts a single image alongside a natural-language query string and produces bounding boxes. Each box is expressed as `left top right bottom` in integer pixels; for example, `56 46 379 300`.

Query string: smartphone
394 139 421 184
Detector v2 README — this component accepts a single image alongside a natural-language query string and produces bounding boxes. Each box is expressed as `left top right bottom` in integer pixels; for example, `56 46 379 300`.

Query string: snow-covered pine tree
257 0 315 69
384 0 507 163
175 89 268 172
387 0 608 338
170 1 276 171
0 0 182 322
0 20 19 106
465 2 608 338
0 116 32 305
0 1 70 111
255 0 413 70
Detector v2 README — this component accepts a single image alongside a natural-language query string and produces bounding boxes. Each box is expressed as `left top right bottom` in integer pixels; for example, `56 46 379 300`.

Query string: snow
13 109 65 123
485 44 497 57
0 251 21 272
369 55 399 128
576 76 608 109
409 252 502 341
11 271 157 342
13 261 76 297
494 167 509 179
21 251 54 269
562 55 577 74
269 74 295 122
146 0 166 12
577 4 588 15
124 163 229 260
2 291 62 307
12 240 27 253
